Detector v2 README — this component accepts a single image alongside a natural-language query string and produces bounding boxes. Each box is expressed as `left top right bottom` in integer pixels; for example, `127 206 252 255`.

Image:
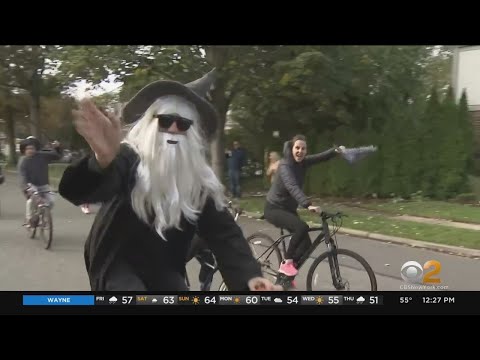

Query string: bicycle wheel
29 214 39 239
39 207 53 250
306 248 377 291
247 232 282 283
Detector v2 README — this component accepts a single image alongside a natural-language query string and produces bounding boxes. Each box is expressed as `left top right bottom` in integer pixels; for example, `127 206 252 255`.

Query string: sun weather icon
192 296 200 305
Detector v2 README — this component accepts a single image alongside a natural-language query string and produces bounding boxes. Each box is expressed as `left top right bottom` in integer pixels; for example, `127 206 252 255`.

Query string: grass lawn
352 199 480 224
235 196 480 250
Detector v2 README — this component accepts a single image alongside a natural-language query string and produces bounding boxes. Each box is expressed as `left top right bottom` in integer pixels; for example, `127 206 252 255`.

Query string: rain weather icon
356 296 365 304
109 296 118 304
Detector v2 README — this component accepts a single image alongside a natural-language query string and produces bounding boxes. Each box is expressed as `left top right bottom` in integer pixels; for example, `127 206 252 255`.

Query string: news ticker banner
22 294 381 306
21 294 382 306
5 292 477 314
20 293 463 306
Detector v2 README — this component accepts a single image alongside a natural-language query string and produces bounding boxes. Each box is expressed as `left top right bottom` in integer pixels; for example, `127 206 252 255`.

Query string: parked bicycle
219 211 377 291
25 184 55 250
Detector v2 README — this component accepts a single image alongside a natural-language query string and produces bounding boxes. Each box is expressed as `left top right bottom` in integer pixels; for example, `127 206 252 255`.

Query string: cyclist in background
263 134 344 278
0 163 4 185
18 137 63 226
266 151 280 184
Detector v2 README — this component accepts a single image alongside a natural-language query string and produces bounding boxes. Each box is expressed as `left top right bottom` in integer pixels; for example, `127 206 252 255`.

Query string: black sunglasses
154 114 194 132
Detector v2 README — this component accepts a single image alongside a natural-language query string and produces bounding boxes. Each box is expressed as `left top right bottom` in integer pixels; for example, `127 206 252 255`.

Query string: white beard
128 130 225 240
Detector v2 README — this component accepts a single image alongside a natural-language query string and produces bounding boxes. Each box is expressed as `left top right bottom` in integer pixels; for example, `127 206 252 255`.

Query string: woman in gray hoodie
264 134 344 278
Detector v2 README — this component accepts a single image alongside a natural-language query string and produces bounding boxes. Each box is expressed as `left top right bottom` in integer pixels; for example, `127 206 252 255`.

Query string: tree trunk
210 110 227 180
29 87 41 139
5 94 17 166
205 46 229 179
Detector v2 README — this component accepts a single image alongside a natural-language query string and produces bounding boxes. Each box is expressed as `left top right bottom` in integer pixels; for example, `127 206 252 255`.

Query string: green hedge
305 87 475 200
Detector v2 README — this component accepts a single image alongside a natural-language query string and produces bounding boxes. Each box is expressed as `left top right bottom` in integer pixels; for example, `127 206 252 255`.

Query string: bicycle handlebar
227 201 243 217
320 211 346 221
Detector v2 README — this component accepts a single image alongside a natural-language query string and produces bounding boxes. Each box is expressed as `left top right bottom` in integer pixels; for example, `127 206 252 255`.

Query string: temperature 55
400 296 413 304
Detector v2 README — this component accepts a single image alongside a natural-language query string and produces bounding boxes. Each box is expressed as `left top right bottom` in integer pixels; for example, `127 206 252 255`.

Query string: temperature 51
400 296 413 304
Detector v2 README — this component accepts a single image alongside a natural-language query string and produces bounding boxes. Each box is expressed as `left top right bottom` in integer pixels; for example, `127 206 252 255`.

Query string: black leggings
264 202 311 264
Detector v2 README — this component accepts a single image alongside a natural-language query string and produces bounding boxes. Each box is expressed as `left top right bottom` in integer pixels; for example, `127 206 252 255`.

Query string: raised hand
72 99 122 168
308 205 322 213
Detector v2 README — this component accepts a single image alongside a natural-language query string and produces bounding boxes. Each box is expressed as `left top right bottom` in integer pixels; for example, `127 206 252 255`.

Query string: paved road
1 173 479 291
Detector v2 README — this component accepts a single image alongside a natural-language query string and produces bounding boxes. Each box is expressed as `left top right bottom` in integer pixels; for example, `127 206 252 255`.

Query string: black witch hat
122 69 218 141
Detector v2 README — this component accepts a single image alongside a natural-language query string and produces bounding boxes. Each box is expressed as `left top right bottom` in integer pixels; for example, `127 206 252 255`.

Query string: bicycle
25 185 55 250
185 200 243 291
219 211 377 291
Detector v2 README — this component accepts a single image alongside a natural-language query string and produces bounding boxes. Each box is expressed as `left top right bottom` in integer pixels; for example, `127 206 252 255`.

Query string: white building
452 45 480 142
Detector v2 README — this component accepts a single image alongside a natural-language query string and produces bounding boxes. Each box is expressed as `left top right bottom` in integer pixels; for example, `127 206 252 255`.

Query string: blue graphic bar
23 295 95 306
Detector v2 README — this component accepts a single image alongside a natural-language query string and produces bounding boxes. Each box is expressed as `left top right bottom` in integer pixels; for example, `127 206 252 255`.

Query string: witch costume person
59 69 280 291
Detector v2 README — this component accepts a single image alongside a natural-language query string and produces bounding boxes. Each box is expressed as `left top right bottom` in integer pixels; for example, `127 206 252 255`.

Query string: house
452 45 480 144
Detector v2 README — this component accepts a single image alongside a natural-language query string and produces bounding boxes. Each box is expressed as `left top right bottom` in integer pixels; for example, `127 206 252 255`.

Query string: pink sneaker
278 259 298 277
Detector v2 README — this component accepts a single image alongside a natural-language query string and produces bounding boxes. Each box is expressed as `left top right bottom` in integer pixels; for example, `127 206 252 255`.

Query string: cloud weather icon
152 298 158 303
274 298 283 303
109 296 118 304
356 296 365 304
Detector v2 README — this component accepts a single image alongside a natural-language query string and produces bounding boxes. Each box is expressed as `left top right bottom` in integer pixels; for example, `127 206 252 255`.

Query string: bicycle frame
295 217 347 290
257 213 348 290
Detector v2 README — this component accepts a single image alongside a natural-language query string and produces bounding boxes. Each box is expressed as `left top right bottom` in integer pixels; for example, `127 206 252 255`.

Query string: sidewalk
393 214 480 231
310 198 480 232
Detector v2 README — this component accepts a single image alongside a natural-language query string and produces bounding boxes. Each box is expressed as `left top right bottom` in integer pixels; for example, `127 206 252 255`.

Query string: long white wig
123 95 226 240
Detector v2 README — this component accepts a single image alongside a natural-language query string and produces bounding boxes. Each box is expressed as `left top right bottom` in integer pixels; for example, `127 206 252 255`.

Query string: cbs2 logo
400 260 442 284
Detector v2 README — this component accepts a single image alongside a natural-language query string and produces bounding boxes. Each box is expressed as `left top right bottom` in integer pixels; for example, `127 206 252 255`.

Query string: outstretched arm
304 147 338 166
59 98 126 205
59 144 134 205
39 142 63 162
278 163 312 208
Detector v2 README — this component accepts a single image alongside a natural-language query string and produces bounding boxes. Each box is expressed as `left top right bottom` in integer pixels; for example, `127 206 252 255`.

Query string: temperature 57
122 296 134 304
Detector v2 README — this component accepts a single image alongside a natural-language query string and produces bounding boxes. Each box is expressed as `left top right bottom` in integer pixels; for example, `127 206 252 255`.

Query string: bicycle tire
40 207 53 250
246 232 282 280
306 248 377 291
30 215 38 239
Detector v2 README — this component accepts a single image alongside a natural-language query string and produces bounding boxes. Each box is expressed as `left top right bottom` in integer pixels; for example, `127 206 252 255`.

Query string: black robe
59 144 262 291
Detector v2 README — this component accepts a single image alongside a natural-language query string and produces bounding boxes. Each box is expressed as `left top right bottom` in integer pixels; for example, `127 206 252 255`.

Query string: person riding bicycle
59 69 281 292
263 134 345 278
18 136 62 226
